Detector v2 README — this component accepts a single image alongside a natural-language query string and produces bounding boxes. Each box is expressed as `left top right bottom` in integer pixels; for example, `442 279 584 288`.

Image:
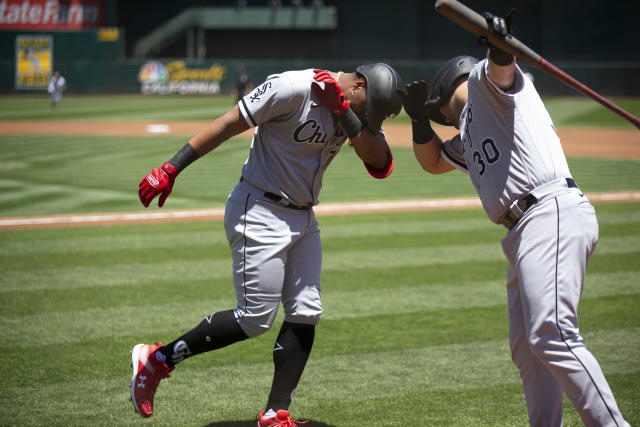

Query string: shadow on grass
203 420 335 427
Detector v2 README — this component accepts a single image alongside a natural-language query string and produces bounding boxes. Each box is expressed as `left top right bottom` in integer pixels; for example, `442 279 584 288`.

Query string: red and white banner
0 0 105 30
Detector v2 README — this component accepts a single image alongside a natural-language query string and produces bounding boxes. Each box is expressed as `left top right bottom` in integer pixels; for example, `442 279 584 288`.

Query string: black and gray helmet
356 63 404 134
429 55 479 126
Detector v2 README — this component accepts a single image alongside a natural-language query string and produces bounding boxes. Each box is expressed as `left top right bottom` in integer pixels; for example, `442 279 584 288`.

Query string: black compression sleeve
337 108 363 138
489 47 515 66
168 143 200 172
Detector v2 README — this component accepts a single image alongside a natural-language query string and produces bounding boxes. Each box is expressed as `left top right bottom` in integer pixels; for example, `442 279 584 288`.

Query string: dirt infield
1 120 639 159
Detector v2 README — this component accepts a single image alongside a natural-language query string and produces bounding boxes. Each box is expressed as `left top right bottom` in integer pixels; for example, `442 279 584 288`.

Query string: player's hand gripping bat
434 0 640 130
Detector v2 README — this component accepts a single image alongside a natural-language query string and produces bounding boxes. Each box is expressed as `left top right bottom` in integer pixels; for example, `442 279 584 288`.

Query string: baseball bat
434 0 640 130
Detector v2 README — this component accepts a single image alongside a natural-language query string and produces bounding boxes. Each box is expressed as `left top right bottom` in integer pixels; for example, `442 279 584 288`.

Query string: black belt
240 177 312 211
503 178 578 230
263 192 312 210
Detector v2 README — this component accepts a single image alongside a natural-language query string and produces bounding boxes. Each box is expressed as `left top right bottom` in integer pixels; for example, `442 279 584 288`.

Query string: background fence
1 0 639 96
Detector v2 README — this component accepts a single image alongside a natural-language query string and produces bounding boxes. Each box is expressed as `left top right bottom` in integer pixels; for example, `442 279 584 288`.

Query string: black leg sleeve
158 309 248 367
265 321 316 412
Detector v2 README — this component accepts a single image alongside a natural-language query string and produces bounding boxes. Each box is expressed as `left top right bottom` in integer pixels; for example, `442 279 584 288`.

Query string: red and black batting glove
138 162 179 208
310 69 362 138
311 69 350 115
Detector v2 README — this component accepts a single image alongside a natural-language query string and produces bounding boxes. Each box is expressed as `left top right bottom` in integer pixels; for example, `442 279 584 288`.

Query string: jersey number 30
472 138 500 176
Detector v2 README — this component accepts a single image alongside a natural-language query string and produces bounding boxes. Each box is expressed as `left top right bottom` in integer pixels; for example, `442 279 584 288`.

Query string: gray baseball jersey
441 59 571 224
227 69 393 338
238 69 348 207
438 59 629 426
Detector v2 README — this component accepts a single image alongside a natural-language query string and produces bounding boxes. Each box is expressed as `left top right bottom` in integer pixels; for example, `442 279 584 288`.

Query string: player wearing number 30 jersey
131 63 404 425
400 8 629 427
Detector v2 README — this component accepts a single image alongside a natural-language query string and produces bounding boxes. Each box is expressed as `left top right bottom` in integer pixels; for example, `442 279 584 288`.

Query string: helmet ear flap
428 55 479 126
355 63 404 134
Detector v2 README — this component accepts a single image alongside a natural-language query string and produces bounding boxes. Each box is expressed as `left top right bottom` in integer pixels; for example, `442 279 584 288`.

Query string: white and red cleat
130 342 173 418
257 410 308 426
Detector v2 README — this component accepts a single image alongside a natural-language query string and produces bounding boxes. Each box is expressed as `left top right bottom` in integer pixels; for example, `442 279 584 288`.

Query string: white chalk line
1 191 639 229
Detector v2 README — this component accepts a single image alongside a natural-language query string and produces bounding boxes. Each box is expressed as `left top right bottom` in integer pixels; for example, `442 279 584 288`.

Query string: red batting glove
138 162 179 208
311 69 349 115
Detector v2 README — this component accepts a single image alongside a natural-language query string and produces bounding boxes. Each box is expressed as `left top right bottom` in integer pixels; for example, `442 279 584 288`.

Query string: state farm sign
0 0 104 30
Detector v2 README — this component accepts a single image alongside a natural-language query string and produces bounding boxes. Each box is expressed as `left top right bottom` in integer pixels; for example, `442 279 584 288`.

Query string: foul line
1 191 639 230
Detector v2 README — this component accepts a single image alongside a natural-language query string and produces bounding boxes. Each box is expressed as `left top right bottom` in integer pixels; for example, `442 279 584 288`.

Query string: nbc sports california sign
138 60 227 95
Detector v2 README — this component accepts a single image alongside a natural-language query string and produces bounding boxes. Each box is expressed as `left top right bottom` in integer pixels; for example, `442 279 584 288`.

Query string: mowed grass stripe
322 271 640 320
1 294 636 387
3 251 637 317
1 234 638 292
1 327 636 426
2 129 639 217
2 272 637 348
0 218 492 256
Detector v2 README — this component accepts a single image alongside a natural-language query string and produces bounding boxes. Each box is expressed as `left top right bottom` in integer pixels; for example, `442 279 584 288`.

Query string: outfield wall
2 55 640 97
1 29 639 96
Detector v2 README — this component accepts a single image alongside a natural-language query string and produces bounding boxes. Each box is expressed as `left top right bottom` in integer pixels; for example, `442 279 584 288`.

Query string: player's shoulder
277 69 314 88
474 59 529 98
468 58 487 82
269 69 314 99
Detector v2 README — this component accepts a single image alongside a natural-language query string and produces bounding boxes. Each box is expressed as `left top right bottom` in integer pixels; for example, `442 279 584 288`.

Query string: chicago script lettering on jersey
250 82 273 103
293 119 328 144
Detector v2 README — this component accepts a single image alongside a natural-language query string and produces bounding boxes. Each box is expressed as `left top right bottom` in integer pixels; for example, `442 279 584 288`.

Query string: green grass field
0 95 638 426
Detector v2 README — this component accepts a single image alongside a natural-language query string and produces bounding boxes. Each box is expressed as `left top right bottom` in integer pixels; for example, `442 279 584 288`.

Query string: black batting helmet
429 55 479 126
356 63 404 134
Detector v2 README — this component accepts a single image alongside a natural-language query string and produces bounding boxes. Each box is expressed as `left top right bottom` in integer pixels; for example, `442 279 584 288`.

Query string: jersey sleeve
441 133 469 174
238 74 295 127
476 59 525 100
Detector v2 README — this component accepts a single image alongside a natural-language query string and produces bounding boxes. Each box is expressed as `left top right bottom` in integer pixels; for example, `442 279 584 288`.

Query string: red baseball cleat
257 410 308 426
129 342 173 418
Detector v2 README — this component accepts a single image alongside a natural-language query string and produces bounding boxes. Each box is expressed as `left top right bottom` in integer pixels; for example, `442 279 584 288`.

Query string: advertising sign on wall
15 35 52 90
0 0 104 30
138 60 228 95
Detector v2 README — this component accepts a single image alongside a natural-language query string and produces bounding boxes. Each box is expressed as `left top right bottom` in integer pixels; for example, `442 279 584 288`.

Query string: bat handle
537 58 640 130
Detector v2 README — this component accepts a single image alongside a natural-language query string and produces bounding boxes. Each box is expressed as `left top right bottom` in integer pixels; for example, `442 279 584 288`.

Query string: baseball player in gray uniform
130 63 404 425
399 10 629 427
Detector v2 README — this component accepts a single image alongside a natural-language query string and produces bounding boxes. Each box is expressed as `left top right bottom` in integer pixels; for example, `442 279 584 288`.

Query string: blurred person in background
48 71 66 109
235 65 252 104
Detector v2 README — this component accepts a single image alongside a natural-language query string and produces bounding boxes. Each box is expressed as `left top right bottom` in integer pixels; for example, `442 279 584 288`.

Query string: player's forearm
188 105 250 156
486 50 516 90
350 130 390 170
413 134 452 174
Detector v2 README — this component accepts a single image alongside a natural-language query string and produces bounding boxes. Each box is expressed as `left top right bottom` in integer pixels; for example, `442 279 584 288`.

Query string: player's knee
282 293 322 326
526 333 558 361
234 308 279 338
